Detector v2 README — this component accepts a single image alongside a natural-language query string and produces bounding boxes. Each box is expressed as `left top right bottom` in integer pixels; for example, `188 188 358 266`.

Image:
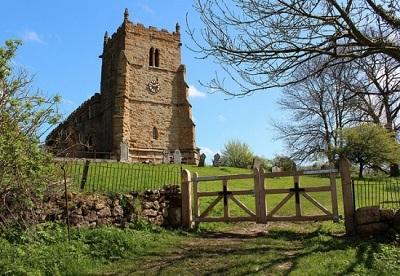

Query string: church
46 9 199 164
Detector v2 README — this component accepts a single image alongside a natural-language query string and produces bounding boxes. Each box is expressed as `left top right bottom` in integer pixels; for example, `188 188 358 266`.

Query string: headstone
120 142 128 162
253 157 263 170
198 153 206 167
212 153 221 167
272 166 282 173
173 149 182 164
163 150 170 164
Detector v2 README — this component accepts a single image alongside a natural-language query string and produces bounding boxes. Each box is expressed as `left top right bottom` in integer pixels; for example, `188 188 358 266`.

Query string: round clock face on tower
147 79 160 94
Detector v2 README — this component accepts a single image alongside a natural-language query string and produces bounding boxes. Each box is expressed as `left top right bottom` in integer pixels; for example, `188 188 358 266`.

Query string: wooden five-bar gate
181 168 339 227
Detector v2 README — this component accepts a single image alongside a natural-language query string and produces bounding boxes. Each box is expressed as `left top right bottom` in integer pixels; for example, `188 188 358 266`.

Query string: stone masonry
46 9 199 164
40 185 182 228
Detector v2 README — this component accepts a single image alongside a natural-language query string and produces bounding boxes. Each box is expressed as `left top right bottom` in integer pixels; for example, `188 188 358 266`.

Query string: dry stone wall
41 185 182 228
355 206 400 236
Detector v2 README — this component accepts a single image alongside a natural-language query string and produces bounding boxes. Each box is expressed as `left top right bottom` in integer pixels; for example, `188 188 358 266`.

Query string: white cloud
199 146 219 159
22 31 45 44
137 3 155 15
61 98 75 105
188 85 206 98
217 114 226 122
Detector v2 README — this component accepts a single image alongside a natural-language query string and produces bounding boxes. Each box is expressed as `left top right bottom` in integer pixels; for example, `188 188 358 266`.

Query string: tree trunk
390 163 400 177
359 162 364 178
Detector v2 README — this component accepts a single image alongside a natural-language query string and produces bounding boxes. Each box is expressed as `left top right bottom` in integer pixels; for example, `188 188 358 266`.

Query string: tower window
155 49 160 67
152 127 158 140
149 47 154 66
149 47 160 68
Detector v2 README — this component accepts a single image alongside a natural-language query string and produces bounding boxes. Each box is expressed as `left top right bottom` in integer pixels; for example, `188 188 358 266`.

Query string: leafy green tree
340 124 400 178
254 156 273 171
273 155 297 172
0 40 60 229
221 139 254 168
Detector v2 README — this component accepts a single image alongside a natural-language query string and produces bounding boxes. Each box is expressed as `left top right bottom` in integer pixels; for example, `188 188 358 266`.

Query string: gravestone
212 153 221 167
120 142 129 162
163 150 170 164
198 153 206 167
173 149 182 164
253 157 263 170
272 166 282 173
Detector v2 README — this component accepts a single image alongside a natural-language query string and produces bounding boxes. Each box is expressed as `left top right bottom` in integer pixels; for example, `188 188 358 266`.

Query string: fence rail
352 179 400 209
57 159 181 193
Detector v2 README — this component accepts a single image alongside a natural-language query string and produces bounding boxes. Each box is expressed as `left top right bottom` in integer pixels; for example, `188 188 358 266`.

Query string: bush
220 139 254 168
273 155 297 171
0 40 60 230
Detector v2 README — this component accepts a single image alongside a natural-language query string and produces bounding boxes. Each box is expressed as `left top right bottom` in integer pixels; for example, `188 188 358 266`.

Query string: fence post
339 157 356 235
181 169 193 229
80 159 90 191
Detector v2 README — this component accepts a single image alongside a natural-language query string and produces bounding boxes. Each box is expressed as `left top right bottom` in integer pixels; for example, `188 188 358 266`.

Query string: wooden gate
261 169 339 222
191 171 258 224
182 168 339 227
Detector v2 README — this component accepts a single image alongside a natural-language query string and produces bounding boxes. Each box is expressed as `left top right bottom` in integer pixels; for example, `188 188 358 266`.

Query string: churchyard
2 158 400 274
2 1 400 274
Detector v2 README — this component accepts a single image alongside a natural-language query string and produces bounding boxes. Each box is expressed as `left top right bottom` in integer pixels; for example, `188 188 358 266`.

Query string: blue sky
1 0 286 161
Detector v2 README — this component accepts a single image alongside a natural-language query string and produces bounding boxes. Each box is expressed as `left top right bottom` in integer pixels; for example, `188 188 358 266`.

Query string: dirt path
100 222 305 275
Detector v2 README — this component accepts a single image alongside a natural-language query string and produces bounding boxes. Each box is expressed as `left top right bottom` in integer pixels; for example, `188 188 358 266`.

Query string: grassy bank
2 221 399 275
0 222 185 275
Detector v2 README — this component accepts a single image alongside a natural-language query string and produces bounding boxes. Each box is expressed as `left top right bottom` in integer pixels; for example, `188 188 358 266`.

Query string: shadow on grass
102 225 387 276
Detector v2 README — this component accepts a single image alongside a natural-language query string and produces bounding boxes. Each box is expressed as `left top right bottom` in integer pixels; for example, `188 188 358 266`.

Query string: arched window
149 47 154 66
155 49 160 67
152 127 158 140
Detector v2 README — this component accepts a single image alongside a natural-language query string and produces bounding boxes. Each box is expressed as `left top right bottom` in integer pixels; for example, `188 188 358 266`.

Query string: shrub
0 40 60 230
220 139 254 168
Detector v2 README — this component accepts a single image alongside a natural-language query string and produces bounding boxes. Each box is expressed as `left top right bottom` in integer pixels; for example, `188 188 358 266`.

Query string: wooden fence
182 157 356 235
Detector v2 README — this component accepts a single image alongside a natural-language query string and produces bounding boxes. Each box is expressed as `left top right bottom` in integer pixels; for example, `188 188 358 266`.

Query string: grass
0 221 184 275
62 161 181 193
3 221 398 275
3 164 397 274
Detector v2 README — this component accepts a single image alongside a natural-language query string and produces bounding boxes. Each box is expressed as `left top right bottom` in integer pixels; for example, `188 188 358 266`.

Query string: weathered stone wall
355 206 400 236
41 186 182 228
45 93 103 154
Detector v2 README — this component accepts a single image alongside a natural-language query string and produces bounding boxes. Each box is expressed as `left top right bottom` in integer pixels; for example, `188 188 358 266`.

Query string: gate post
339 157 356 235
181 169 193 229
254 168 267 223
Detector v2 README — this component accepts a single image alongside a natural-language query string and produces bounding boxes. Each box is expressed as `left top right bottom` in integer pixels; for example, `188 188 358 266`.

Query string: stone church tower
46 9 199 164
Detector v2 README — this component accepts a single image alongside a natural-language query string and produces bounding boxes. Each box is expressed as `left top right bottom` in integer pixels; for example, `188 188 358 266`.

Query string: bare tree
347 54 400 133
343 54 400 175
190 0 400 96
274 59 358 163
